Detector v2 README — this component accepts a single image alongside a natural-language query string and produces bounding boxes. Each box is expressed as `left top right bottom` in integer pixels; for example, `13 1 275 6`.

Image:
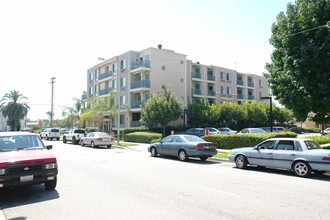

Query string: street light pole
50 77 56 128
261 96 273 132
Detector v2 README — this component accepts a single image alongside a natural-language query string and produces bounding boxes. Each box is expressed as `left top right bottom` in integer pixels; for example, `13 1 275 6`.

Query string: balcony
237 94 244 99
192 88 202 96
248 95 255 100
207 75 216 81
248 82 254 87
99 88 113 96
81 94 87 100
191 72 201 79
131 60 150 70
131 80 150 90
99 71 113 80
131 100 143 109
237 80 244 86
207 90 216 97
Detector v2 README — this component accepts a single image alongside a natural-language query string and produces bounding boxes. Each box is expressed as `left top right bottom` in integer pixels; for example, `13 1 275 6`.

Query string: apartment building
85 45 269 130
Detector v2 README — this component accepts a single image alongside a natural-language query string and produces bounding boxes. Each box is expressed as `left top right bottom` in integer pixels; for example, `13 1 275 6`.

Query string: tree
102 90 117 133
264 0 330 124
0 90 30 131
81 99 105 131
141 86 182 136
186 99 209 127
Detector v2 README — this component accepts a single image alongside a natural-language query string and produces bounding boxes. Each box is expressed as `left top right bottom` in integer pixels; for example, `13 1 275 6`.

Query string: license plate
205 146 210 149
20 175 34 182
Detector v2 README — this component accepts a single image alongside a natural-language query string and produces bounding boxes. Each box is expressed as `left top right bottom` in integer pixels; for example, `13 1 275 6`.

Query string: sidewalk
0 207 6 220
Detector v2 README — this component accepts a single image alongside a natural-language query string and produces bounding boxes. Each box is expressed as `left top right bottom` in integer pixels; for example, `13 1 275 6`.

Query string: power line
286 24 328 37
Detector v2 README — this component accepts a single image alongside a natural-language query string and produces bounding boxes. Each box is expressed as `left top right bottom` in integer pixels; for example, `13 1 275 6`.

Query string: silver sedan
80 132 114 148
228 138 330 177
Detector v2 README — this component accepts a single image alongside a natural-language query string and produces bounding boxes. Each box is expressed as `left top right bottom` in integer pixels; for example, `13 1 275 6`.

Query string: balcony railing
208 90 216 96
99 88 113 96
131 100 143 108
248 82 255 87
191 72 201 79
131 60 150 70
131 80 150 90
237 94 244 99
99 71 113 80
248 95 255 100
192 88 202 95
237 80 243 86
207 75 215 81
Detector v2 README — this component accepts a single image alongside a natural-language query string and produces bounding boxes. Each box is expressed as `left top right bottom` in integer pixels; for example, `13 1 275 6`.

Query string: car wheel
63 137 67 143
80 140 84 146
199 156 208 161
91 141 95 148
46 135 49 140
293 161 311 177
44 177 57 190
107 144 112 149
235 155 247 169
178 150 188 161
72 137 77 145
150 147 157 157
57 138 60 141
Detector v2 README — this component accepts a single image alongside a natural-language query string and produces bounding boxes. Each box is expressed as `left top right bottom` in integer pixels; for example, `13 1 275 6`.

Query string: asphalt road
1 140 330 220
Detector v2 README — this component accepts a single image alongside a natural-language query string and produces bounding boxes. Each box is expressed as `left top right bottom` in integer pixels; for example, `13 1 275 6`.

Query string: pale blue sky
0 0 292 120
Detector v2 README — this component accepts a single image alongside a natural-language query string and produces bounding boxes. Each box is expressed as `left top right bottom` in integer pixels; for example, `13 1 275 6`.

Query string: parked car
80 132 114 148
40 128 61 140
180 128 206 137
148 135 217 161
238 128 266 134
218 127 237 134
260 127 285 133
322 127 330 135
63 129 86 144
289 127 305 134
227 138 330 177
204 127 220 135
0 132 58 190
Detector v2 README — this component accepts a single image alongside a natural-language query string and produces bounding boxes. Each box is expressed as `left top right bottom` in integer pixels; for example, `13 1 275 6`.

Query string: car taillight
111 138 114 141
322 157 330 161
97 138 102 141
194 145 205 149
211 145 216 149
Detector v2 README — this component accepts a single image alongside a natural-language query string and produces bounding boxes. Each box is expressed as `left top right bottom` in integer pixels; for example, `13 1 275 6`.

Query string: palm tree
0 90 30 131
81 99 105 131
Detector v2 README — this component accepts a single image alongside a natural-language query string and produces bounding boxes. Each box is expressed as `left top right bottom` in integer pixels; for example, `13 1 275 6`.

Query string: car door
157 136 173 155
85 133 93 145
249 140 276 166
167 136 182 156
272 140 297 169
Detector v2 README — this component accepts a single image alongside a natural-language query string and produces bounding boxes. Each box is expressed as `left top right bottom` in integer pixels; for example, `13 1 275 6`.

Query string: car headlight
0 168 5 175
45 163 57 169
229 151 232 155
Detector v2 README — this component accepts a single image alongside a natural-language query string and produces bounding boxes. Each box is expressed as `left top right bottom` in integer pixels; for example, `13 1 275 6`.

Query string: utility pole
50 77 56 128
261 96 273 132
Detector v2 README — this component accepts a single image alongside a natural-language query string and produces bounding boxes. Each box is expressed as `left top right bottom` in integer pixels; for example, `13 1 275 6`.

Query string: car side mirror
253 147 259 150
46 145 53 150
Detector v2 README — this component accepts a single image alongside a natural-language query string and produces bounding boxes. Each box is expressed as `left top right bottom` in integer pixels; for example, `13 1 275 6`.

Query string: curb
0 207 6 220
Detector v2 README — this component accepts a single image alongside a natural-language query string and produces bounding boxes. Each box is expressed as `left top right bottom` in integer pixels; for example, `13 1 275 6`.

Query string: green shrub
123 132 162 144
202 132 297 149
122 126 149 137
304 127 321 133
301 135 330 145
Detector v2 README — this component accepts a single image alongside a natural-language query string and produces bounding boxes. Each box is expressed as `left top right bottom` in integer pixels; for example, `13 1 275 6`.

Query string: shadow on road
0 184 59 209
233 166 330 182
151 155 222 165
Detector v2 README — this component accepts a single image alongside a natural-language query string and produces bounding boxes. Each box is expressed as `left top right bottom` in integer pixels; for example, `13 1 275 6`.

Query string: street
1 140 330 220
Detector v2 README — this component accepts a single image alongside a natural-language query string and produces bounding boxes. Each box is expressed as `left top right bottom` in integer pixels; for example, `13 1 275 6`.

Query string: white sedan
80 132 114 148
228 138 330 177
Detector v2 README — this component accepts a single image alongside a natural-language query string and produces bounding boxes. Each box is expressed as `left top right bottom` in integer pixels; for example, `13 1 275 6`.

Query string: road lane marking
181 181 252 199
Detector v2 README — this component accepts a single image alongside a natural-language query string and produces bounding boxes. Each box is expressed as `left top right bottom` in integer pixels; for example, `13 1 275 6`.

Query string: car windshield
304 140 322 150
0 135 45 151
75 130 86 134
183 135 204 142
96 132 110 137
51 129 59 132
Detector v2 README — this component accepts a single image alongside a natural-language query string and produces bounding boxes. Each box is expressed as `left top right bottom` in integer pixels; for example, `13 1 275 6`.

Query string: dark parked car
148 135 217 161
289 127 305 134
180 128 206 137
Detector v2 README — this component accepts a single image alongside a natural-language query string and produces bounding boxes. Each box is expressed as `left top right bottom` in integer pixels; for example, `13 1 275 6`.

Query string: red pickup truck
0 132 58 190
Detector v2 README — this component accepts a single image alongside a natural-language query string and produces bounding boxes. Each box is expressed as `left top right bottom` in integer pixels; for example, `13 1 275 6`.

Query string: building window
89 86 93 95
180 78 184 83
180 60 184 64
113 62 117 75
260 91 262 98
121 59 126 70
120 115 125 126
95 85 98 96
120 77 126 88
145 93 150 101
120 96 126 104
227 87 232 95
220 72 225 80
221 86 225 94
112 79 117 89
227 73 232 81
162 65 166 70
95 70 98 80
89 72 93 81
259 79 263 87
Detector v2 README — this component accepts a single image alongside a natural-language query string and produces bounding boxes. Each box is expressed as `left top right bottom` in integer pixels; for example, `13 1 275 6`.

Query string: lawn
113 142 138 147
213 151 230 159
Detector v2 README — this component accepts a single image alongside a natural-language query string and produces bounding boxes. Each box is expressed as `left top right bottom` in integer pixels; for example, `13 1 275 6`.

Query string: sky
0 0 292 121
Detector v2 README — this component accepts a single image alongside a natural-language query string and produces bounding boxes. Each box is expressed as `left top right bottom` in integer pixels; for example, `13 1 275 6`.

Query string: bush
123 132 162 144
304 127 321 133
302 135 330 145
122 126 149 137
202 132 297 149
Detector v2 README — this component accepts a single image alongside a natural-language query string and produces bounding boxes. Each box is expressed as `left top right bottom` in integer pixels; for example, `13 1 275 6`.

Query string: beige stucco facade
85 46 270 130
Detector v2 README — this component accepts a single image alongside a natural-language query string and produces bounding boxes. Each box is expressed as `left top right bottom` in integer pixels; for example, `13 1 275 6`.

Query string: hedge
202 132 297 149
122 126 149 137
301 135 330 145
123 132 162 144
304 127 321 133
